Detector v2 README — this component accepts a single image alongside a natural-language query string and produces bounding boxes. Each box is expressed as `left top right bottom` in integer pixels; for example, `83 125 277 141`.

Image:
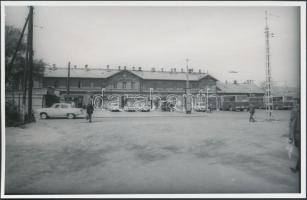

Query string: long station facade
37 65 264 110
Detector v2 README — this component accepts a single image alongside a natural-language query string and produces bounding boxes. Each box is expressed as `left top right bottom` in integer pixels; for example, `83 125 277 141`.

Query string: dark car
161 102 173 112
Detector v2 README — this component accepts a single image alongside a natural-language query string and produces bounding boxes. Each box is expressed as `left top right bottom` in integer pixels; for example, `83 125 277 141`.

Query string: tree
5 25 46 89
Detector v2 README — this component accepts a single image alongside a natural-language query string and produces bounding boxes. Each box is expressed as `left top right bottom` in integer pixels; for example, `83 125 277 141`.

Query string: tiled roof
130 70 208 81
44 67 213 81
271 86 300 98
44 68 119 78
216 81 264 94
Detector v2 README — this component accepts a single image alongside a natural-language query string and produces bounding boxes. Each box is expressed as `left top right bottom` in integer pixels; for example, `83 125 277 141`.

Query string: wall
198 77 217 93
105 70 141 92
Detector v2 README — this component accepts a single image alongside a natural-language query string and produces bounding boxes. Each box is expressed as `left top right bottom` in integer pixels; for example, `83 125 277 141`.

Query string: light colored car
108 103 120 112
141 105 151 112
37 103 83 119
194 103 206 112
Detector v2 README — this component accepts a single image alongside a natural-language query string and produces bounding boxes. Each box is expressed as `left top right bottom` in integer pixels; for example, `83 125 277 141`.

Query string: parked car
37 103 83 119
194 103 206 112
141 105 151 112
109 103 120 112
124 106 136 112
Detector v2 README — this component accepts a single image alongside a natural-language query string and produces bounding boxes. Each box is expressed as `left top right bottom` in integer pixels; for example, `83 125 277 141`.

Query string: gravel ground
5 110 300 194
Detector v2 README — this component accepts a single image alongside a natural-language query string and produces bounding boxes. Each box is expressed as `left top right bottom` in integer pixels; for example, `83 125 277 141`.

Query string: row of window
48 80 212 90
113 82 136 89
52 81 97 88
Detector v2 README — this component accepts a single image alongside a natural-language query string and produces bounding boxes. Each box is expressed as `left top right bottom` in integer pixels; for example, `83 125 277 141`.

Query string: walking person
289 102 300 173
248 103 256 122
86 102 94 123
208 104 212 113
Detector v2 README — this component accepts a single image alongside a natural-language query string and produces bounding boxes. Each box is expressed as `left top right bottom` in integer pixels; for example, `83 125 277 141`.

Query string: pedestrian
208 104 212 113
249 103 256 122
86 102 94 123
289 102 300 173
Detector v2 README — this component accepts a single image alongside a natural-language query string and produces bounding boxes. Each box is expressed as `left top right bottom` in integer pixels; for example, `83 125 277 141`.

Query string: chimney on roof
132 66 135 71
52 64 56 70
181 68 184 73
106 65 109 70
74 65 77 69
233 80 237 84
188 69 193 73
161 68 164 72
138 67 142 71
85 64 89 71
151 67 155 72
124 66 127 70
199 69 201 73
247 80 253 84
174 68 176 72
118 66 121 70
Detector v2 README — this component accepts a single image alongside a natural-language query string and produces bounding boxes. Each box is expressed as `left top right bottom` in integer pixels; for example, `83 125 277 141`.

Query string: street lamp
185 58 192 114
101 88 105 110
186 58 190 91
206 87 210 112
150 88 153 109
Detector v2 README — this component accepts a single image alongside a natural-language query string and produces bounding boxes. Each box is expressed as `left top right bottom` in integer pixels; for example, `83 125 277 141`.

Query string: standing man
249 103 256 122
86 102 94 123
289 102 300 173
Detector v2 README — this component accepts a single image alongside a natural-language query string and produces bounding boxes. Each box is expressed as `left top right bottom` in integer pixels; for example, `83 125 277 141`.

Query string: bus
220 95 249 111
272 96 294 110
248 96 264 109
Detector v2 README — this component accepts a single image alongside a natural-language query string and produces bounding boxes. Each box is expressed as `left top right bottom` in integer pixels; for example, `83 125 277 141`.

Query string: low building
216 81 264 97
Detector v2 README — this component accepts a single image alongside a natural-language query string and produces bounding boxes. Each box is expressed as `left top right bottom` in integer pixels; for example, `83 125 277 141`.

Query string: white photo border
1 1 306 199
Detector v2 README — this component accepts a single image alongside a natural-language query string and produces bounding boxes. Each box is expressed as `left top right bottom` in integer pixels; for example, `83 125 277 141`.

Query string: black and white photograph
1 1 306 198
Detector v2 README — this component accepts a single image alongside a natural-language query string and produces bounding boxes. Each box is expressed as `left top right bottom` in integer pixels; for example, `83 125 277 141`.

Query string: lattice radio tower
264 11 274 119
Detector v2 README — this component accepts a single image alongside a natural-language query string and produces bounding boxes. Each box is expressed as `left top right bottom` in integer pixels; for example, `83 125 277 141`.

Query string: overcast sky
4 5 301 87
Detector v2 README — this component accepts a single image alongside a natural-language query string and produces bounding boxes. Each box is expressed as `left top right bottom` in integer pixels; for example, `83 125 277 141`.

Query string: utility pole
27 6 34 122
22 40 29 123
67 61 71 96
206 88 209 112
264 11 274 120
185 58 192 114
185 58 190 91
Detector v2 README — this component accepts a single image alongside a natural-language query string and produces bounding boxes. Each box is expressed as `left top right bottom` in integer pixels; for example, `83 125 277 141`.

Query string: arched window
123 82 127 89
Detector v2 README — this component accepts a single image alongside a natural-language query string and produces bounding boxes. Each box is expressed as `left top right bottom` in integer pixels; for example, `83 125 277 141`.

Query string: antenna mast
264 11 274 119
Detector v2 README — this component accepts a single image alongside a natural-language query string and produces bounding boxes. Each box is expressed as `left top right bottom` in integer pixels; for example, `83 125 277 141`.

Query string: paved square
5 110 299 194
